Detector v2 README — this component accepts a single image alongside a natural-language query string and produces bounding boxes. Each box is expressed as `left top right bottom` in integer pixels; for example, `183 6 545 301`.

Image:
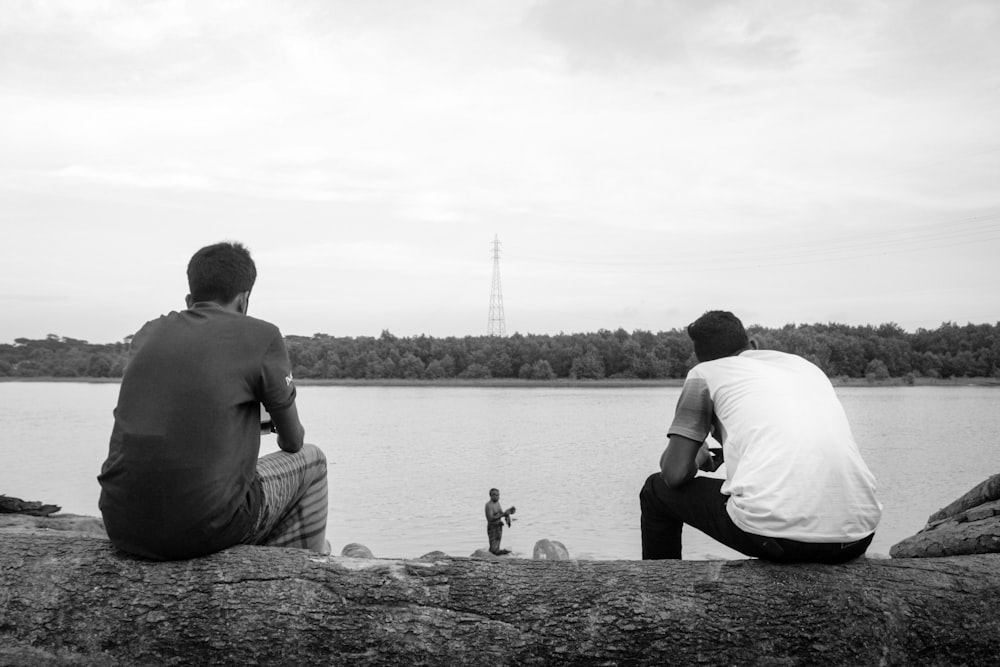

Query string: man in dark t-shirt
98 242 328 560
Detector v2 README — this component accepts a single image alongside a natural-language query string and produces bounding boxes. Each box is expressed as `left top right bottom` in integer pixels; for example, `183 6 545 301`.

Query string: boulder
891 474 1000 558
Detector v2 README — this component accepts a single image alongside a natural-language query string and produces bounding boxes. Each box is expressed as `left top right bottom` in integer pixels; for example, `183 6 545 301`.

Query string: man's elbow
660 467 691 489
278 439 303 454
277 426 306 453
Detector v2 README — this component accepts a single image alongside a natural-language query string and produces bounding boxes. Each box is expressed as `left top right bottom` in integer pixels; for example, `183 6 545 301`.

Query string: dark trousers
639 473 873 563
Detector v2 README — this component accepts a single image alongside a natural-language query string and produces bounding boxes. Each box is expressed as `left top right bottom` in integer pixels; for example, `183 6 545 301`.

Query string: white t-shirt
668 349 882 542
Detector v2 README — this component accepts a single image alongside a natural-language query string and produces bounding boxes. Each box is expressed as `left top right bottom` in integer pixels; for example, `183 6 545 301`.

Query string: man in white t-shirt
640 310 882 562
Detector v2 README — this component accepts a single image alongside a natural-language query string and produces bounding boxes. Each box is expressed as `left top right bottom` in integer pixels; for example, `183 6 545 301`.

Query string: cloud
0 1 998 343
856 1 1000 93
0 0 296 93
525 0 806 72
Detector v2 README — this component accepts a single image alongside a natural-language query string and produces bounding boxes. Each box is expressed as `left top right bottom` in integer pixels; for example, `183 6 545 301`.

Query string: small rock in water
417 550 450 560
341 543 375 558
533 539 570 561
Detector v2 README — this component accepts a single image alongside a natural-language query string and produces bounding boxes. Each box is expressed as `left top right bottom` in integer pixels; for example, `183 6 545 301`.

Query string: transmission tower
487 234 506 337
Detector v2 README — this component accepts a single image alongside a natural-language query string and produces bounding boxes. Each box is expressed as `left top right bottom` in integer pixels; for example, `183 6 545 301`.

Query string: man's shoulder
741 349 791 361
130 311 285 360
197 309 284 341
698 349 802 370
747 349 825 375
241 314 283 337
685 350 810 387
137 310 181 331
128 311 183 349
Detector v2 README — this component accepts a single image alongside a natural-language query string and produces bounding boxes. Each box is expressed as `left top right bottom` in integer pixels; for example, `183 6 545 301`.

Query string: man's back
644 310 880 562
675 349 881 541
98 302 295 560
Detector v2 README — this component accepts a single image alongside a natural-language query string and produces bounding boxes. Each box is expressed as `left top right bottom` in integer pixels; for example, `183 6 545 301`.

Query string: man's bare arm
486 504 514 522
269 403 305 453
659 434 714 488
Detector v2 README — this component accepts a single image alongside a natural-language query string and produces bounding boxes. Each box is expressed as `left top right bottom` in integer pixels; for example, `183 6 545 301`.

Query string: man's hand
695 443 714 471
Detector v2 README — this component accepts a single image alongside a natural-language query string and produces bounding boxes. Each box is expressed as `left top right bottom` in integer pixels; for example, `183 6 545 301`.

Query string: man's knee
640 471 699 520
299 443 327 465
640 472 666 508
270 444 327 488
302 442 326 461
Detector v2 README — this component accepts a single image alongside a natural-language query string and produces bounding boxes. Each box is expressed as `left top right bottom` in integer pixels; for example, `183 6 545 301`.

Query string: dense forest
2 321 999 382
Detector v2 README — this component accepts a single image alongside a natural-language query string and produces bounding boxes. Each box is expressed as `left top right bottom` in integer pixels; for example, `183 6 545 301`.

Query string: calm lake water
1 382 997 560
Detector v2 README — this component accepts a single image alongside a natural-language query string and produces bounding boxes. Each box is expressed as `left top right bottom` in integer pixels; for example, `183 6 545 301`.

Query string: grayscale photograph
2 1 999 664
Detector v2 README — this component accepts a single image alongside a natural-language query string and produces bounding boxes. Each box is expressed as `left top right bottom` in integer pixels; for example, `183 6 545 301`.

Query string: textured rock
0 494 61 517
4 530 1000 666
926 473 1000 524
891 474 1000 558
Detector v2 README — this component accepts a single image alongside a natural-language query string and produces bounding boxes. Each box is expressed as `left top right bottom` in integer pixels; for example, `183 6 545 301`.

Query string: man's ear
185 294 193 308
236 291 250 315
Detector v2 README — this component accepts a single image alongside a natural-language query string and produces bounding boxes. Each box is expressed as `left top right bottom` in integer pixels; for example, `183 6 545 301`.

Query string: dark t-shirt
98 303 296 560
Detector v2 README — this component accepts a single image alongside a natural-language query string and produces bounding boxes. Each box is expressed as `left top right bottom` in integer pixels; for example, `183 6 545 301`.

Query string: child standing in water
485 488 515 555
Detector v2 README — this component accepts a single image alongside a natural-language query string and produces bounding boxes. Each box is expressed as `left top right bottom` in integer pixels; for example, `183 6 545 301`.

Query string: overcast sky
2 0 998 344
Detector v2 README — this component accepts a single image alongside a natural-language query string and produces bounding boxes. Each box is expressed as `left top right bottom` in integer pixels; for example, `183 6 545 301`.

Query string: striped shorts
245 443 329 553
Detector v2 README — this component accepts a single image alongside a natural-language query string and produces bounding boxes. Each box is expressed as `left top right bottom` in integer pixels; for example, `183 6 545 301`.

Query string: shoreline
1 376 998 388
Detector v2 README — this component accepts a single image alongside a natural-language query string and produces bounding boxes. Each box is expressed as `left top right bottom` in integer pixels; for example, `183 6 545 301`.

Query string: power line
511 213 1000 274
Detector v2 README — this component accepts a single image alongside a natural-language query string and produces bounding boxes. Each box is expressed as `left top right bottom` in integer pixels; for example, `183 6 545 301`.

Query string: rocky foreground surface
2 475 1000 665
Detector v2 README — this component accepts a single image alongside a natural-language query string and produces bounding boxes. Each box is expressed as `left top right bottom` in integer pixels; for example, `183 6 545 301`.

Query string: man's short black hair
687 310 749 362
187 242 257 304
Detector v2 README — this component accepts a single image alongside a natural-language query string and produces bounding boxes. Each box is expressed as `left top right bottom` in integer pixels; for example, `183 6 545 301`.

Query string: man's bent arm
660 435 713 488
270 403 305 453
486 505 510 523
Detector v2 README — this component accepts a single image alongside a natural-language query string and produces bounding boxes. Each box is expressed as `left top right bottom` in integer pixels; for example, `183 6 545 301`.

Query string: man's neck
186 292 247 314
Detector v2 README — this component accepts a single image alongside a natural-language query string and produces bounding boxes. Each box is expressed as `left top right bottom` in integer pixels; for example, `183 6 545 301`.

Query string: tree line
2 321 999 382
